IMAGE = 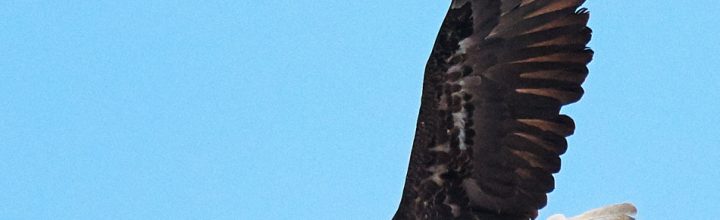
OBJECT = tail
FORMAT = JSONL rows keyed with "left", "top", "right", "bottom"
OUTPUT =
{"left": 547, "top": 203, "right": 637, "bottom": 220}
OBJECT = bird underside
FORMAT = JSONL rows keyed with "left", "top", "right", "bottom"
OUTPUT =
{"left": 392, "top": 0, "right": 612, "bottom": 219}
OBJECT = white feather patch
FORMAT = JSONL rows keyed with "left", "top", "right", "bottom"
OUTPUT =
{"left": 547, "top": 203, "right": 637, "bottom": 220}
{"left": 452, "top": 109, "right": 467, "bottom": 150}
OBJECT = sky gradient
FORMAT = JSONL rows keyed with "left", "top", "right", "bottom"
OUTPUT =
{"left": 2, "top": 1, "right": 719, "bottom": 219}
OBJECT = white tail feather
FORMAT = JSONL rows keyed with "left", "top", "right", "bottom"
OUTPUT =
{"left": 547, "top": 203, "right": 637, "bottom": 220}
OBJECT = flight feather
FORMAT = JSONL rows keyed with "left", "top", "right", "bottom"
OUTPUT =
{"left": 394, "top": 0, "right": 593, "bottom": 219}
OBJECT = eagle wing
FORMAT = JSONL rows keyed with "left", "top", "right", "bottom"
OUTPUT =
{"left": 394, "top": 0, "right": 592, "bottom": 219}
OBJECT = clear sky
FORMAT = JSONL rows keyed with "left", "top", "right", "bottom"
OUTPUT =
{"left": 2, "top": 1, "right": 718, "bottom": 219}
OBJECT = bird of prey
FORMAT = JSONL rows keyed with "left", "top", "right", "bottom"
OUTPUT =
{"left": 393, "top": 0, "right": 635, "bottom": 219}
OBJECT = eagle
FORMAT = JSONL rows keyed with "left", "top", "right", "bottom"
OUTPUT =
{"left": 392, "top": 0, "right": 636, "bottom": 219}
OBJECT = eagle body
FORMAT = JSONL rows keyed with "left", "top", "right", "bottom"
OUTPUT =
{"left": 392, "top": 1, "right": 635, "bottom": 219}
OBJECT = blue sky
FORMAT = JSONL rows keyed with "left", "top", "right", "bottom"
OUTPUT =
{"left": 1, "top": 1, "right": 718, "bottom": 219}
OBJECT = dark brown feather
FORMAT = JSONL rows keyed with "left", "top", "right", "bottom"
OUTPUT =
{"left": 394, "top": 0, "right": 592, "bottom": 219}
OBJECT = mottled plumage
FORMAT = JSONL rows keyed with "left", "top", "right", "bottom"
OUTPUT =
{"left": 393, "top": 0, "right": 606, "bottom": 219}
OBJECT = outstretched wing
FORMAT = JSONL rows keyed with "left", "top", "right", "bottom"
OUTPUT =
{"left": 394, "top": 0, "right": 592, "bottom": 219}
